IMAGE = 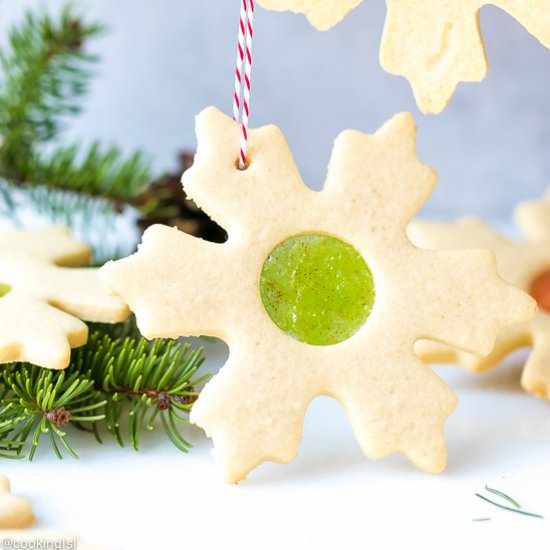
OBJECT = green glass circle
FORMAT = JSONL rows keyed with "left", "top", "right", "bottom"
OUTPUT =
{"left": 0, "top": 283, "right": 11, "bottom": 298}
{"left": 260, "top": 234, "right": 375, "bottom": 346}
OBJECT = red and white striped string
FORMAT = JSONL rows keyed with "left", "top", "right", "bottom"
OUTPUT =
{"left": 232, "top": 0, "right": 255, "bottom": 169}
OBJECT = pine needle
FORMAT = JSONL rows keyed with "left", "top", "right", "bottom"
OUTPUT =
{"left": 475, "top": 493, "right": 544, "bottom": 519}
{"left": 484, "top": 485, "right": 522, "bottom": 509}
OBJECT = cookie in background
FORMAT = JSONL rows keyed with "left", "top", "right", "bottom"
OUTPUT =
{"left": 409, "top": 190, "right": 550, "bottom": 398}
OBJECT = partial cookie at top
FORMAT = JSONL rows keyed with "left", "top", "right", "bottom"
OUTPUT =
{"left": 257, "top": 0, "right": 550, "bottom": 113}
{"left": 381, "top": 0, "right": 550, "bottom": 113}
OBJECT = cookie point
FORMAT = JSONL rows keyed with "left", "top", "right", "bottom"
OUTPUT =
{"left": 111, "top": 302, "right": 131, "bottom": 323}
{"left": 305, "top": 11, "right": 344, "bottom": 31}
{"left": 410, "top": 439, "right": 448, "bottom": 474}
{"left": 378, "top": 111, "right": 417, "bottom": 141}
{"left": 197, "top": 105, "right": 223, "bottom": 121}
{"left": 52, "top": 345, "right": 76, "bottom": 371}
{"left": 394, "top": 111, "right": 416, "bottom": 125}
{"left": 196, "top": 106, "right": 235, "bottom": 132}
{"left": 522, "top": 375, "right": 550, "bottom": 400}
{"left": 132, "top": 313, "right": 160, "bottom": 341}
{"left": 417, "top": 97, "right": 446, "bottom": 116}
{"left": 426, "top": 456, "right": 448, "bottom": 475}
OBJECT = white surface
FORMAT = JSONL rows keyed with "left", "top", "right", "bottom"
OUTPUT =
{"left": 5, "top": 341, "right": 550, "bottom": 550}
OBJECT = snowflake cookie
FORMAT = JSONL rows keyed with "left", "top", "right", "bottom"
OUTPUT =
{"left": 0, "top": 227, "right": 129, "bottom": 370}
{"left": 410, "top": 198, "right": 550, "bottom": 398}
{"left": 257, "top": 0, "right": 550, "bottom": 114}
{"left": 100, "top": 107, "right": 535, "bottom": 482}
{"left": 0, "top": 475, "right": 34, "bottom": 529}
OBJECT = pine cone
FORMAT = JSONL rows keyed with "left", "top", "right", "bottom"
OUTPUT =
{"left": 135, "top": 152, "right": 227, "bottom": 243}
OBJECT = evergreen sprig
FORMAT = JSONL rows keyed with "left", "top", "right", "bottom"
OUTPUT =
{"left": 0, "top": 366, "right": 104, "bottom": 460}
{"left": 0, "top": 321, "right": 209, "bottom": 460}
{"left": 0, "top": 6, "right": 151, "bottom": 202}
{"left": 37, "top": 142, "right": 151, "bottom": 200}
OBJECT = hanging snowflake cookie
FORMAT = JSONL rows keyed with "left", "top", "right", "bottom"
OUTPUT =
{"left": 257, "top": 0, "right": 550, "bottom": 114}
{"left": 0, "top": 475, "right": 34, "bottom": 529}
{"left": 0, "top": 227, "right": 129, "bottom": 370}
{"left": 381, "top": 0, "right": 550, "bottom": 113}
{"left": 100, "top": 107, "right": 534, "bottom": 482}
{"left": 410, "top": 198, "right": 550, "bottom": 398}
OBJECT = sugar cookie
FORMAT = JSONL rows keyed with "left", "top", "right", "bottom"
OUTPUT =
{"left": 381, "top": 0, "right": 550, "bottom": 113}
{"left": 0, "top": 227, "right": 129, "bottom": 370}
{"left": 101, "top": 107, "right": 535, "bottom": 482}
{"left": 0, "top": 475, "right": 34, "bottom": 529}
{"left": 257, "top": 0, "right": 550, "bottom": 113}
{"left": 410, "top": 202, "right": 550, "bottom": 398}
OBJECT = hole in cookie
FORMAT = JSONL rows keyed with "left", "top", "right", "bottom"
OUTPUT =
{"left": 0, "top": 283, "right": 11, "bottom": 298}
{"left": 234, "top": 158, "right": 249, "bottom": 171}
{"left": 530, "top": 269, "right": 550, "bottom": 313}
{"left": 260, "top": 234, "right": 375, "bottom": 346}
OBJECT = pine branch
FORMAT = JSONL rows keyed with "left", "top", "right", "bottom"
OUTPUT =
{"left": 0, "top": 365, "right": 104, "bottom": 460}
{"left": 0, "top": 6, "right": 101, "bottom": 179}
{"left": 78, "top": 328, "right": 207, "bottom": 452}
{"left": 36, "top": 142, "right": 151, "bottom": 200}
{"left": 0, "top": 5, "right": 151, "bottom": 202}
{"left": 0, "top": 320, "right": 208, "bottom": 460}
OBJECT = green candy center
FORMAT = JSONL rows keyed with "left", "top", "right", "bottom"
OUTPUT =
{"left": 260, "top": 234, "right": 375, "bottom": 346}
{"left": 0, "top": 283, "right": 11, "bottom": 298}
